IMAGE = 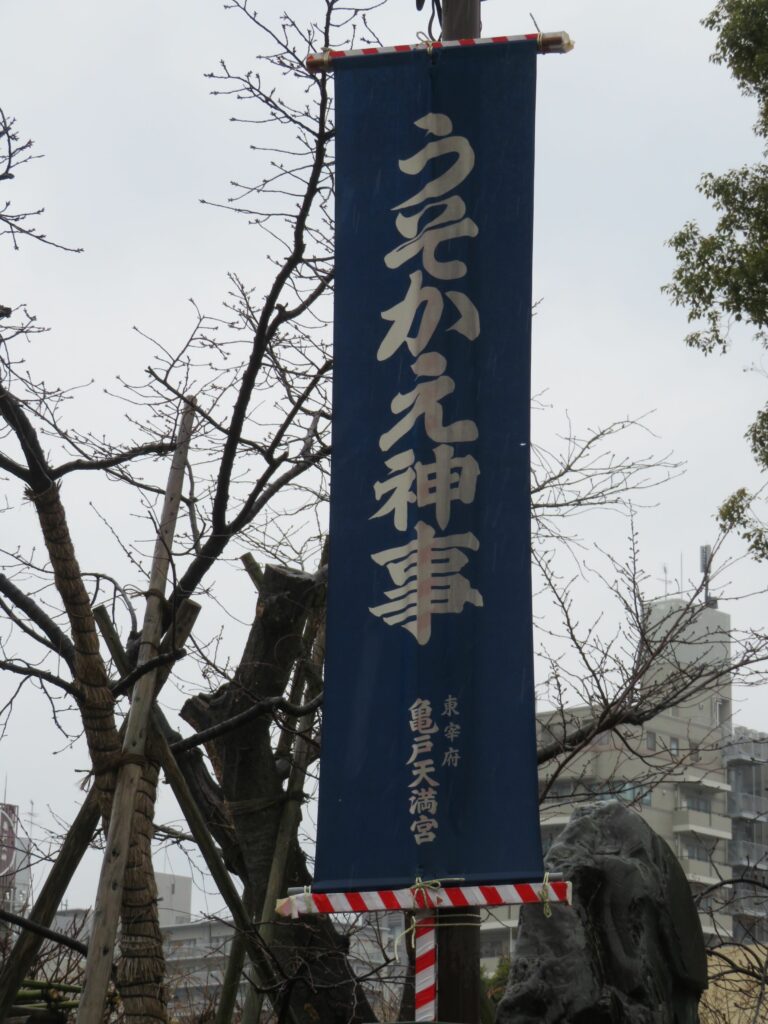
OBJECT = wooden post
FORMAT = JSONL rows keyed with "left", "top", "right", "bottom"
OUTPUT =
{"left": 241, "top": 645, "right": 322, "bottom": 1024}
{"left": 441, "top": 0, "right": 480, "bottom": 40}
{"left": 434, "top": 3, "right": 483, "bottom": 1020}
{"left": 78, "top": 398, "right": 196, "bottom": 1023}
{"left": 97, "top": 573, "right": 289, "bottom": 1022}
{"left": 151, "top": 722, "right": 284, "bottom": 1010}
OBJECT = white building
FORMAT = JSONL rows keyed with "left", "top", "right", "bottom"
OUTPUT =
{"left": 160, "top": 901, "right": 405, "bottom": 1020}
{"left": 480, "top": 597, "right": 749, "bottom": 967}
{"left": 0, "top": 805, "right": 32, "bottom": 919}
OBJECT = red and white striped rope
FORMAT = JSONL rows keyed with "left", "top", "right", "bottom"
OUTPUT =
{"left": 276, "top": 879, "right": 571, "bottom": 917}
{"left": 414, "top": 910, "right": 437, "bottom": 1023}
{"left": 306, "top": 31, "right": 574, "bottom": 71}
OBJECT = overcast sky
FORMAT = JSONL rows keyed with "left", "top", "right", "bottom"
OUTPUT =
{"left": 2, "top": 0, "right": 768, "bottom": 914}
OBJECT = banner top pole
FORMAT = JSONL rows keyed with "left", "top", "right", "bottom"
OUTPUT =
{"left": 306, "top": 31, "right": 574, "bottom": 72}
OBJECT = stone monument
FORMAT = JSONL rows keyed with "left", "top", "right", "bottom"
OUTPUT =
{"left": 498, "top": 801, "right": 708, "bottom": 1024}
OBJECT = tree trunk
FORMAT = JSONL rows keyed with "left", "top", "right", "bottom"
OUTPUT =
{"left": 181, "top": 565, "right": 377, "bottom": 1024}
{"left": 29, "top": 482, "right": 167, "bottom": 1022}
{"left": 30, "top": 483, "right": 120, "bottom": 812}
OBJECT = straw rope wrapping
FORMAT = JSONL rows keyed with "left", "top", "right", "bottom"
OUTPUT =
{"left": 116, "top": 748, "right": 167, "bottom": 1022}
{"left": 29, "top": 482, "right": 168, "bottom": 1021}
{"left": 29, "top": 482, "right": 121, "bottom": 811}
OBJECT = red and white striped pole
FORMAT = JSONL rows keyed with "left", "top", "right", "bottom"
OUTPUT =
{"left": 305, "top": 33, "right": 574, "bottom": 72}
{"left": 276, "top": 881, "right": 571, "bottom": 1021}
{"left": 414, "top": 911, "right": 438, "bottom": 1022}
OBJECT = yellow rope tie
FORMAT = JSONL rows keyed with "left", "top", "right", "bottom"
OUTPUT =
{"left": 393, "top": 914, "right": 417, "bottom": 960}
{"left": 394, "top": 875, "right": 459, "bottom": 956}
{"left": 416, "top": 30, "right": 435, "bottom": 55}
{"left": 539, "top": 871, "right": 552, "bottom": 918}
{"left": 410, "top": 875, "right": 442, "bottom": 910}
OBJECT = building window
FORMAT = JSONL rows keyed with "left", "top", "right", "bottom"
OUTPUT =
{"left": 480, "top": 934, "right": 508, "bottom": 959}
{"left": 646, "top": 730, "right": 657, "bottom": 752}
{"left": 697, "top": 892, "right": 715, "bottom": 913}
{"left": 715, "top": 699, "right": 730, "bottom": 728}
{"left": 681, "top": 838, "right": 713, "bottom": 863}
{"left": 683, "top": 791, "right": 711, "bottom": 814}
{"left": 620, "top": 783, "right": 652, "bottom": 807}
{"left": 670, "top": 736, "right": 680, "bottom": 756}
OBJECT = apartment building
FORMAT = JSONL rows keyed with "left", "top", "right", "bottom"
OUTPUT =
{"left": 0, "top": 804, "right": 32, "bottom": 921}
{"left": 726, "top": 728, "right": 768, "bottom": 944}
{"left": 156, "top": 874, "right": 405, "bottom": 1019}
{"left": 481, "top": 597, "right": 742, "bottom": 964}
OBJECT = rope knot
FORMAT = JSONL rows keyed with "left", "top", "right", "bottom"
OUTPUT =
{"left": 539, "top": 871, "right": 553, "bottom": 918}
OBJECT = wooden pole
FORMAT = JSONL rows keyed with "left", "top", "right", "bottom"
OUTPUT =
{"left": 78, "top": 398, "right": 196, "bottom": 1024}
{"left": 441, "top": 0, "right": 480, "bottom": 40}
{"left": 241, "top": 657, "right": 321, "bottom": 1023}
{"left": 434, "top": 4, "right": 483, "bottom": 1021}
{"left": 97, "top": 598, "right": 289, "bottom": 1024}
{"left": 151, "top": 722, "right": 284, "bottom": 1010}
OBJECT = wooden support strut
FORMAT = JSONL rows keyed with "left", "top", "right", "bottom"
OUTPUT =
{"left": 0, "top": 789, "right": 101, "bottom": 1022}
{"left": 96, "top": 583, "right": 291, "bottom": 1023}
{"left": 77, "top": 398, "right": 196, "bottom": 1024}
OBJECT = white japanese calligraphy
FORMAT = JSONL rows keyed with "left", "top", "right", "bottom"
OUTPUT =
{"left": 394, "top": 113, "right": 476, "bottom": 210}
{"left": 378, "top": 352, "right": 479, "bottom": 453}
{"left": 372, "top": 444, "right": 480, "bottom": 531}
{"left": 411, "top": 814, "right": 439, "bottom": 845}
{"left": 384, "top": 199, "right": 479, "bottom": 280}
{"left": 373, "top": 111, "right": 483, "bottom": 658}
{"left": 377, "top": 271, "right": 479, "bottom": 363}
{"left": 370, "top": 521, "right": 483, "bottom": 645}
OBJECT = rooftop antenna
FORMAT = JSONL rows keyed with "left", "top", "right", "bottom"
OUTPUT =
{"left": 662, "top": 564, "right": 669, "bottom": 597}
{"left": 699, "top": 544, "right": 717, "bottom": 608}
{"left": 26, "top": 800, "right": 36, "bottom": 837}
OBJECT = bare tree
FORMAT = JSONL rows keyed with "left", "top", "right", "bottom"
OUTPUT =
{"left": 1, "top": 4, "right": 766, "bottom": 1024}
{"left": 0, "top": 106, "right": 81, "bottom": 255}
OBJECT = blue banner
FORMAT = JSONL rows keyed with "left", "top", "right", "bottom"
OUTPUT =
{"left": 315, "top": 40, "right": 541, "bottom": 892}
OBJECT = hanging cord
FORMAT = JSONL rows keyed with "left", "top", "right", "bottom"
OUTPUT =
{"left": 416, "top": 30, "right": 435, "bottom": 54}
{"left": 539, "top": 871, "right": 553, "bottom": 919}
{"left": 394, "top": 914, "right": 417, "bottom": 960}
{"left": 429, "top": 0, "right": 443, "bottom": 40}
{"left": 415, "top": 0, "right": 442, "bottom": 42}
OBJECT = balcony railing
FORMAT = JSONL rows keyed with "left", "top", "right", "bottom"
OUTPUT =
{"left": 728, "top": 791, "right": 768, "bottom": 821}
{"left": 676, "top": 855, "right": 723, "bottom": 884}
{"left": 724, "top": 742, "right": 768, "bottom": 765}
{"left": 673, "top": 808, "right": 732, "bottom": 838}
{"left": 729, "top": 892, "right": 768, "bottom": 918}
{"left": 730, "top": 839, "right": 768, "bottom": 869}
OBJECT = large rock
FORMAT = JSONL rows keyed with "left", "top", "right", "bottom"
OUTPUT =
{"left": 498, "top": 801, "right": 707, "bottom": 1024}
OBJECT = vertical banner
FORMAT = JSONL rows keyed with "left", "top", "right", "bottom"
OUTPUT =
{"left": 315, "top": 40, "right": 541, "bottom": 892}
